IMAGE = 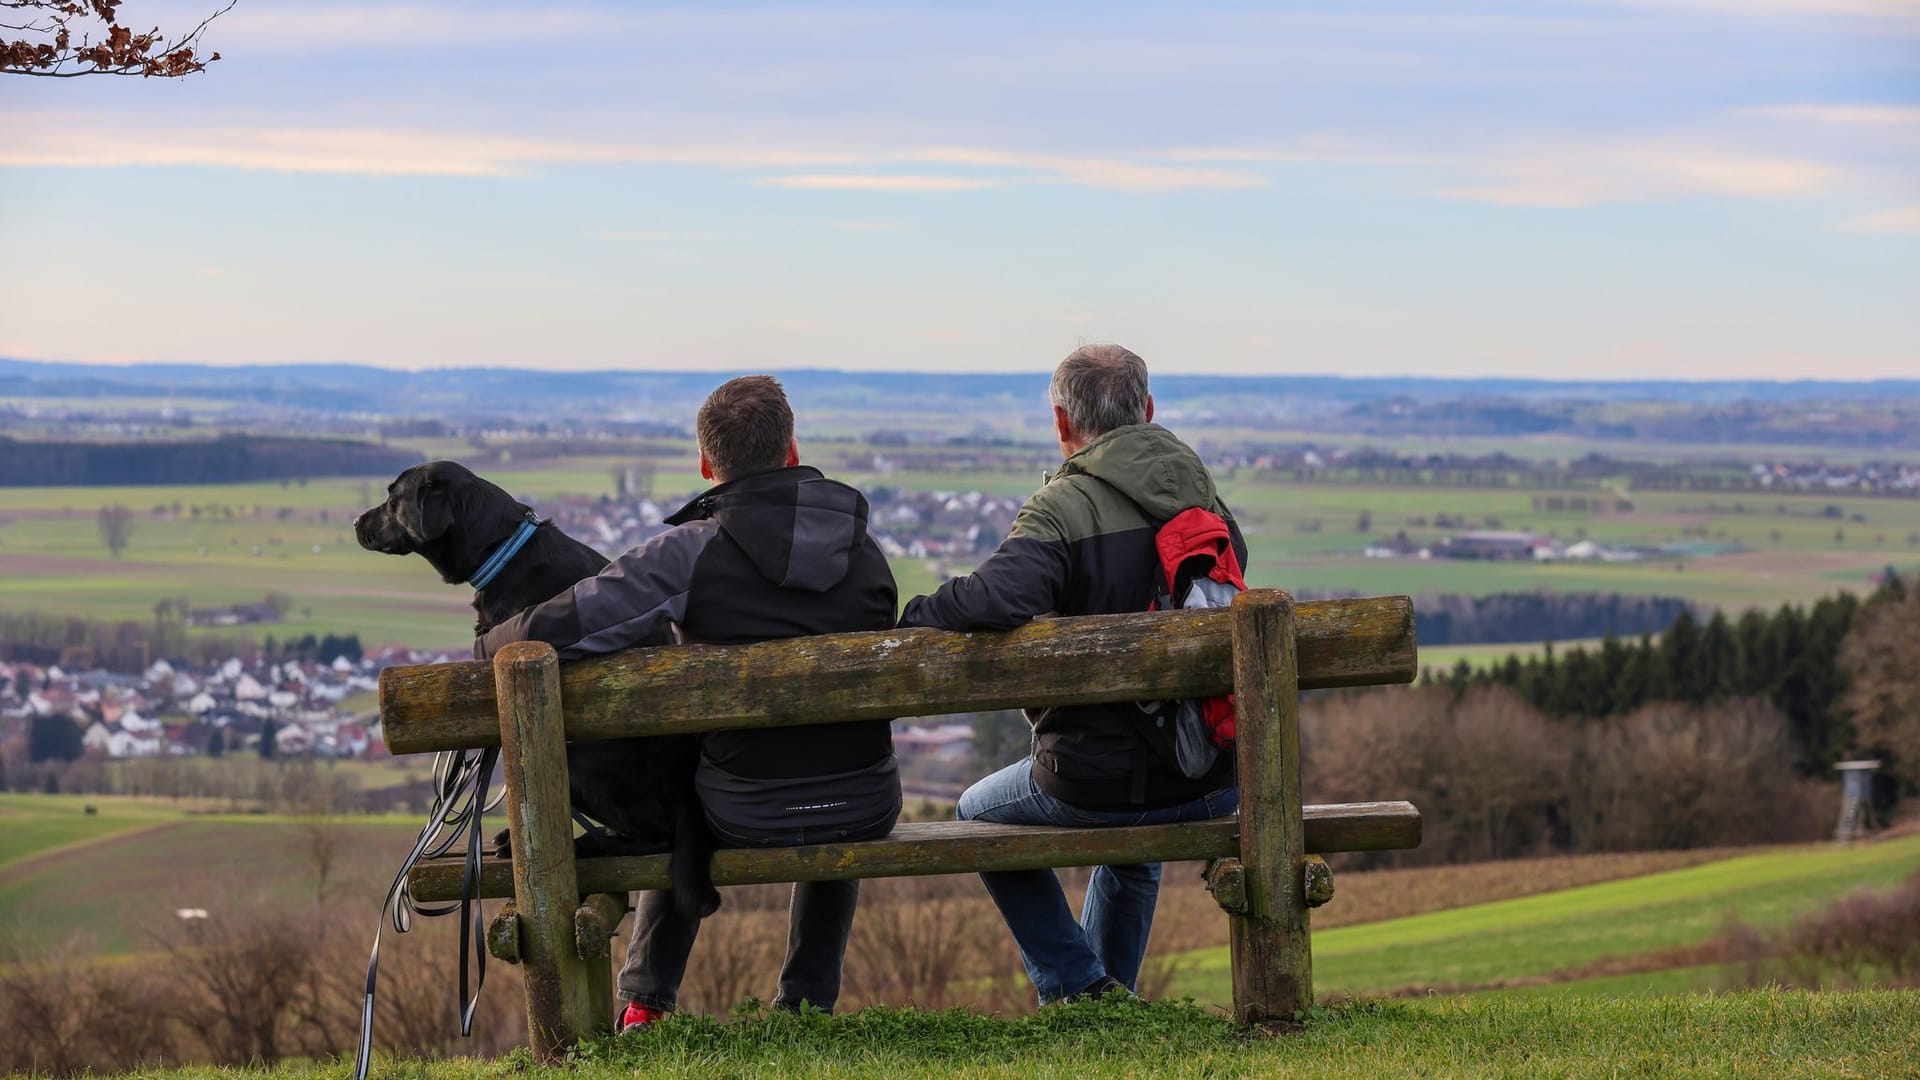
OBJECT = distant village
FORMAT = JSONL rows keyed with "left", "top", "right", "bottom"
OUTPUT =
{"left": 1363, "top": 531, "right": 1657, "bottom": 564}
{"left": 532, "top": 484, "right": 1024, "bottom": 564}
{"left": 0, "top": 646, "right": 461, "bottom": 763}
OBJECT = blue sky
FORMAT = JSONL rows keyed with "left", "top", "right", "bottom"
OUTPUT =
{"left": 0, "top": 0, "right": 1915, "bottom": 378}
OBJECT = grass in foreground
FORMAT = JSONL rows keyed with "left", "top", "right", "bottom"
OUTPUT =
{"left": 135, "top": 991, "right": 1920, "bottom": 1080}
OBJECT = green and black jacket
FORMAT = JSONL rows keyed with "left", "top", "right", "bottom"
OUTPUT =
{"left": 899, "top": 424, "right": 1246, "bottom": 809}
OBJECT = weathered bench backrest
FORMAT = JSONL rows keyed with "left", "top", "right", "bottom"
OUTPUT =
{"left": 379, "top": 594, "right": 1416, "bottom": 752}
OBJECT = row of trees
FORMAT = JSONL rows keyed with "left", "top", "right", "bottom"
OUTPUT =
{"left": 1, "top": 609, "right": 245, "bottom": 670}
{"left": 0, "top": 609, "right": 358, "bottom": 672}
{"left": 1442, "top": 572, "right": 1917, "bottom": 791}
{"left": 260, "top": 632, "right": 364, "bottom": 665}
{"left": 1404, "top": 591, "right": 1693, "bottom": 648}
{"left": 0, "top": 435, "right": 417, "bottom": 486}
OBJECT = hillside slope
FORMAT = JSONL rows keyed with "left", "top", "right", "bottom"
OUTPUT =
{"left": 1171, "top": 831, "right": 1920, "bottom": 1003}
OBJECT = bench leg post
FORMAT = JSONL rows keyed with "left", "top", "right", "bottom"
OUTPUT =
{"left": 493, "top": 641, "right": 606, "bottom": 1062}
{"left": 576, "top": 894, "right": 626, "bottom": 1028}
{"left": 1228, "top": 589, "right": 1310, "bottom": 1024}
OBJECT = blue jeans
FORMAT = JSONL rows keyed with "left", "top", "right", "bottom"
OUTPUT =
{"left": 956, "top": 760, "right": 1237, "bottom": 1004}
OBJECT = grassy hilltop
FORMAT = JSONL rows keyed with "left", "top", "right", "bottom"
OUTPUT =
{"left": 84, "top": 991, "right": 1920, "bottom": 1080}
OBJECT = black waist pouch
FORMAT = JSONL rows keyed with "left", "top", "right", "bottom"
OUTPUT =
{"left": 696, "top": 752, "right": 901, "bottom": 840}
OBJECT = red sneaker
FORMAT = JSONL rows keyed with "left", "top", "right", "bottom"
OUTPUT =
{"left": 617, "top": 1002, "right": 664, "bottom": 1032}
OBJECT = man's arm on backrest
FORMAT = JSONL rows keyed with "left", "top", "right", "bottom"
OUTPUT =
{"left": 897, "top": 503, "right": 1069, "bottom": 632}
{"left": 475, "top": 522, "right": 717, "bottom": 661}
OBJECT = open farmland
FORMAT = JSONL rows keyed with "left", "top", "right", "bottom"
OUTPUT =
{"left": 0, "top": 794, "right": 440, "bottom": 955}
{"left": 1, "top": 435, "right": 1915, "bottom": 650}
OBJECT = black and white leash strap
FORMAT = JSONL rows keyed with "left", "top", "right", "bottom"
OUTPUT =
{"left": 353, "top": 746, "right": 501, "bottom": 1080}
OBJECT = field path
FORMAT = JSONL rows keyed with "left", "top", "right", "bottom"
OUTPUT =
{"left": 0, "top": 819, "right": 181, "bottom": 876}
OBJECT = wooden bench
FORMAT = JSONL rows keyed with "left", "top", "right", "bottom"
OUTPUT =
{"left": 379, "top": 589, "right": 1420, "bottom": 1059}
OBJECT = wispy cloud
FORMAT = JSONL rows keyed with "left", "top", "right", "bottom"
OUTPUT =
{"left": 1838, "top": 205, "right": 1920, "bottom": 232}
{"left": 1599, "top": 0, "right": 1920, "bottom": 21}
{"left": 0, "top": 116, "right": 865, "bottom": 176}
{"left": 212, "top": 5, "right": 899, "bottom": 51}
{"left": 1436, "top": 142, "right": 1837, "bottom": 206}
{"left": 1747, "top": 104, "right": 1920, "bottom": 127}
{"left": 0, "top": 113, "right": 1258, "bottom": 192}
{"left": 754, "top": 174, "right": 998, "bottom": 192}
{"left": 592, "top": 230, "right": 717, "bottom": 241}
{"left": 904, "top": 149, "right": 1265, "bottom": 192}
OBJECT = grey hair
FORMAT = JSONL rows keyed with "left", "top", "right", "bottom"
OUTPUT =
{"left": 1049, "top": 344, "right": 1150, "bottom": 438}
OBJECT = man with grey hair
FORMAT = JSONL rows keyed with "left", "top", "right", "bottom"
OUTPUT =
{"left": 899, "top": 344, "right": 1245, "bottom": 1004}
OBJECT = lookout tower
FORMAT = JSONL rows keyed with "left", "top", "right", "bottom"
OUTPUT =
{"left": 1833, "top": 760, "right": 1881, "bottom": 842}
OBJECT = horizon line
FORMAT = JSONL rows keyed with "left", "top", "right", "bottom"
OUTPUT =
{"left": 4, "top": 355, "right": 1916, "bottom": 389}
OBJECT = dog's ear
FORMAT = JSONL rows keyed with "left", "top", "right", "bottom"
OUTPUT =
{"left": 401, "top": 462, "right": 461, "bottom": 545}
{"left": 415, "top": 479, "right": 455, "bottom": 543}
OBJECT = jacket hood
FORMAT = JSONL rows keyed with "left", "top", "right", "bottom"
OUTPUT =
{"left": 1055, "top": 423, "right": 1217, "bottom": 521}
{"left": 666, "top": 465, "right": 871, "bottom": 593}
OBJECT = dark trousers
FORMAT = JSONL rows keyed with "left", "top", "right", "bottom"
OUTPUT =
{"left": 616, "top": 798, "right": 900, "bottom": 1013}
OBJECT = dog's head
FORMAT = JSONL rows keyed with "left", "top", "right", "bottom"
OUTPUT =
{"left": 355, "top": 461, "right": 528, "bottom": 584}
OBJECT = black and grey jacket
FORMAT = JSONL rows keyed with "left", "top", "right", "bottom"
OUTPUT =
{"left": 899, "top": 424, "right": 1246, "bottom": 810}
{"left": 476, "top": 466, "right": 898, "bottom": 782}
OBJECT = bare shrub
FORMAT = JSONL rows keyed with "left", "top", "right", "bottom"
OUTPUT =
{"left": 843, "top": 876, "right": 1009, "bottom": 1010}
{"left": 1428, "top": 687, "right": 1570, "bottom": 861}
{"left": 294, "top": 813, "right": 349, "bottom": 904}
{"left": 1772, "top": 870, "right": 1920, "bottom": 988}
{"left": 360, "top": 914, "right": 526, "bottom": 1059}
{"left": 1568, "top": 697, "right": 1829, "bottom": 851}
{"left": 1305, "top": 685, "right": 1829, "bottom": 864}
{"left": 0, "top": 933, "right": 178, "bottom": 1076}
{"left": 157, "top": 908, "right": 334, "bottom": 1064}
{"left": 1305, "top": 685, "right": 1565, "bottom": 864}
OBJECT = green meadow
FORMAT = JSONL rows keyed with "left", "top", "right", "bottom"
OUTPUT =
{"left": 1168, "top": 831, "right": 1920, "bottom": 1004}
{"left": 0, "top": 794, "right": 435, "bottom": 955}
{"left": 2, "top": 440, "right": 1915, "bottom": 649}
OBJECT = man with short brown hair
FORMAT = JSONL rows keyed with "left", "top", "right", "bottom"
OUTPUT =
{"left": 480, "top": 374, "right": 900, "bottom": 1025}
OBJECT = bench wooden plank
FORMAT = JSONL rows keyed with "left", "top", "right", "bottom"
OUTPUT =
{"left": 380, "top": 595, "right": 1416, "bottom": 754}
{"left": 406, "top": 800, "right": 1421, "bottom": 903}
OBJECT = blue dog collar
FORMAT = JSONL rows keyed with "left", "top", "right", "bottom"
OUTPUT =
{"left": 468, "top": 513, "right": 540, "bottom": 590}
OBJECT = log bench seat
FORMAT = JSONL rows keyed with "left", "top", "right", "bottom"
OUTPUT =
{"left": 405, "top": 806, "right": 1422, "bottom": 902}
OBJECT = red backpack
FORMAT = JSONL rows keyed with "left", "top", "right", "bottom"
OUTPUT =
{"left": 1144, "top": 506, "right": 1247, "bottom": 778}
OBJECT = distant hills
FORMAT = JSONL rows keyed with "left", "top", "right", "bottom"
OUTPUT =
{"left": 3, "top": 356, "right": 1914, "bottom": 419}
{"left": 4, "top": 357, "right": 1916, "bottom": 450}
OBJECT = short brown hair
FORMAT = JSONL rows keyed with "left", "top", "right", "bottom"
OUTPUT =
{"left": 697, "top": 375, "right": 794, "bottom": 481}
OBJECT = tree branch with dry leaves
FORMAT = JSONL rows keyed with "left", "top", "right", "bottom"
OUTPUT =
{"left": 2, "top": 0, "right": 232, "bottom": 77}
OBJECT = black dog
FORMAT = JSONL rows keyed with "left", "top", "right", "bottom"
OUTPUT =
{"left": 357, "top": 460, "right": 719, "bottom": 919}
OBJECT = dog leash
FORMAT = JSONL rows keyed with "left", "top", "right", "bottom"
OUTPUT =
{"left": 354, "top": 745, "right": 502, "bottom": 1080}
